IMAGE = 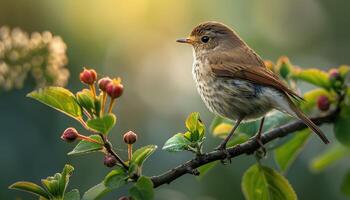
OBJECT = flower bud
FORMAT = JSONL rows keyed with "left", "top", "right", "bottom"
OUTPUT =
{"left": 61, "top": 127, "right": 79, "bottom": 142}
{"left": 80, "top": 68, "right": 97, "bottom": 85}
{"left": 103, "top": 154, "right": 117, "bottom": 167}
{"left": 123, "top": 131, "right": 138, "bottom": 144}
{"left": 329, "top": 69, "right": 341, "bottom": 81}
{"left": 98, "top": 77, "right": 112, "bottom": 92}
{"left": 106, "top": 79, "right": 123, "bottom": 99}
{"left": 118, "top": 196, "right": 130, "bottom": 200}
{"left": 317, "top": 95, "right": 330, "bottom": 111}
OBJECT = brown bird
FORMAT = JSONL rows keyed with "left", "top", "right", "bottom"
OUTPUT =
{"left": 177, "top": 21, "right": 329, "bottom": 155}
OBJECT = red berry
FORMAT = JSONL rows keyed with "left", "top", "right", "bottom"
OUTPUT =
{"left": 103, "top": 154, "right": 117, "bottom": 167}
{"left": 123, "top": 131, "right": 138, "bottom": 144}
{"left": 61, "top": 127, "right": 79, "bottom": 142}
{"left": 98, "top": 77, "right": 112, "bottom": 92}
{"left": 80, "top": 68, "right": 97, "bottom": 85}
{"left": 317, "top": 95, "right": 330, "bottom": 111}
{"left": 106, "top": 80, "right": 123, "bottom": 99}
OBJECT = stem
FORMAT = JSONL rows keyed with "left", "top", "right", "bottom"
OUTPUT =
{"left": 89, "top": 84, "right": 96, "bottom": 99}
{"left": 108, "top": 98, "right": 116, "bottom": 113}
{"left": 100, "top": 92, "right": 107, "bottom": 116}
{"left": 99, "top": 133, "right": 129, "bottom": 170}
{"left": 128, "top": 144, "right": 132, "bottom": 161}
{"left": 77, "top": 134, "right": 103, "bottom": 145}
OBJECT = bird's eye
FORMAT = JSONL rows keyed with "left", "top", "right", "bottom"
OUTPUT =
{"left": 201, "top": 36, "right": 210, "bottom": 43}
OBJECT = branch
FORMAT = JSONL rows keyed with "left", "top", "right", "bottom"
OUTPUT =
{"left": 150, "top": 109, "right": 339, "bottom": 188}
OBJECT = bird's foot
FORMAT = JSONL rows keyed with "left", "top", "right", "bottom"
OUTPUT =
{"left": 253, "top": 136, "right": 266, "bottom": 158}
{"left": 215, "top": 144, "right": 231, "bottom": 164}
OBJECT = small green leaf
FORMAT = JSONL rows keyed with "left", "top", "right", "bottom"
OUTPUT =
{"left": 341, "top": 169, "right": 350, "bottom": 198}
{"left": 59, "top": 164, "right": 74, "bottom": 196}
{"left": 129, "top": 176, "right": 154, "bottom": 200}
{"left": 27, "top": 87, "right": 82, "bottom": 119}
{"left": 185, "top": 112, "right": 200, "bottom": 132}
{"left": 76, "top": 89, "right": 95, "bottom": 112}
{"left": 293, "top": 68, "right": 331, "bottom": 89}
{"left": 104, "top": 168, "right": 128, "bottom": 189}
{"left": 334, "top": 106, "right": 350, "bottom": 147}
{"left": 82, "top": 183, "right": 111, "bottom": 200}
{"left": 184, "top": 112, "right": 205, "bottom": 141}
{"left": 68, "top": 135, "right": 103, "bottom": 156}
{"left": 9, "top": 181, "right": 49, "bottom": 199}
{"left": 197, "top": 161, "right": 219, "bottom": 179}
{"left": 131, "top": 145, "right": 157, "bottom": 168}
{"left": 86, "top": 114, "right": 116, "bottom": 135}
{"left": 162, "top": 133, "right": 191, "bottom": 152}
{"left": 274, "top": 129, "right": 311, "bottom": 172}
{"left": 242, "top": 164, "right": 297, "bottom": 200}
{"left": 64, "top": 189, "right": 80, "bottom": 200}
{"left": 310, "top": 144, "right": 349, "bottom": 172}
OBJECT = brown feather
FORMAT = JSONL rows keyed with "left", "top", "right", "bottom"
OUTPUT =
{"left": 209, "top": 48, "right": 303, "bottom": 101}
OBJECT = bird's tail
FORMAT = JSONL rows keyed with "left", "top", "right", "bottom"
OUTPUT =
{"left": 289, "top": 101, "right": 330, "bottom": 144}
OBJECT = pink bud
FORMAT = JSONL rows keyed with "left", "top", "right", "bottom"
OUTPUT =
{"left": 61, "top": 127, "right": 79, "bottom": 142}
{"left": 123, "top": 131, "right": 138, "bottom": 144}
{"left": 103, "top": 154, "right": 117, "bottom": 167}
{"left": 80, "top": 68, "right": 97, "bottom": 85}
{"left": 106, "top": 80, "right": 123, "bottom": 99}
{"left": 317, "top": 95, "right": 330, "bottom": 111}
{"left": 98, "top": 77, "right": 112, "bottom": 92}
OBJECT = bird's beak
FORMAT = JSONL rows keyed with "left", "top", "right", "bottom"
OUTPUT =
{"left": 176, "top": 38, "right": 193, "bottom": 44}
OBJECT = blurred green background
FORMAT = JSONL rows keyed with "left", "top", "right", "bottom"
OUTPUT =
{"left": 1, "top": 0, "right": 350, "bottom": 199}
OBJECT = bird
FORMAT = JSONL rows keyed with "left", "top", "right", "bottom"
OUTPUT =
{"left": 176, "top": 21, "right": 329, "bottom": 156}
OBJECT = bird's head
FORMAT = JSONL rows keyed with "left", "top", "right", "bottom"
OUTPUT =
{"left": 177, "top": 21, "right": 244, "bottom": 55}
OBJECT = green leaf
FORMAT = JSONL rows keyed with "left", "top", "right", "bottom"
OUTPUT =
{"left": 131, "top": 145, "right": 157, "bottom": 168}
{"left": 292, "top": 68, "right": 331, "bottom": 89}
{"left": 129, "top": 176, "right": 154, "bottom": 200}
{"left": 82, "top": 183, "right": 111, "bottom": 200}
{"left": 197, "top": 161, "right": 219, "bottom": 179}
{"left": 274, "top": 129, "right": 311, "bottom": 172}
{"left": 68, "top": 135, "right": 103, "bottom": 156}
{"left": 86, "top": 114, "right": 116, "bottom": 135}
{"left": 341, "top": 169, "right": 350, "bottom": 198}
{"left": 9, "top": 181, "right": 49, "bottom": 199}
{"left": 27, "top": 87, "right": 82, "bottom": 119}
{"left": 104, "top": 168, "right": 128, "bottom": 189}
{"left": 184, "top": 112, "right": 205, "bottom": 141}
{"left": 242, "top": 164, "right": 297, "bottom": 200}
{"left": 334, "top": 105, "right": 350, "bottom": 147}
{"left": 310, "top": 144, "right": 349, "bottom": 172}
{"left": 185, "top": 112, "right": 200, "bottom": 132}
{"left": 59, "top": 164, "right": 74, "bottom": 196}
{"left": 64, "top": 189, "right": 80, "bottom": 200}
{"left": 76, "top": 89, "right": 95, "bottom": 112}
{"left": 162, "top": 133, "right": 191, "bottom": 152}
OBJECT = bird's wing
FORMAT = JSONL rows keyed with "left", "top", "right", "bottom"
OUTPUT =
{"left": 209, "top": 49, "right": 303, "bottom": 101}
